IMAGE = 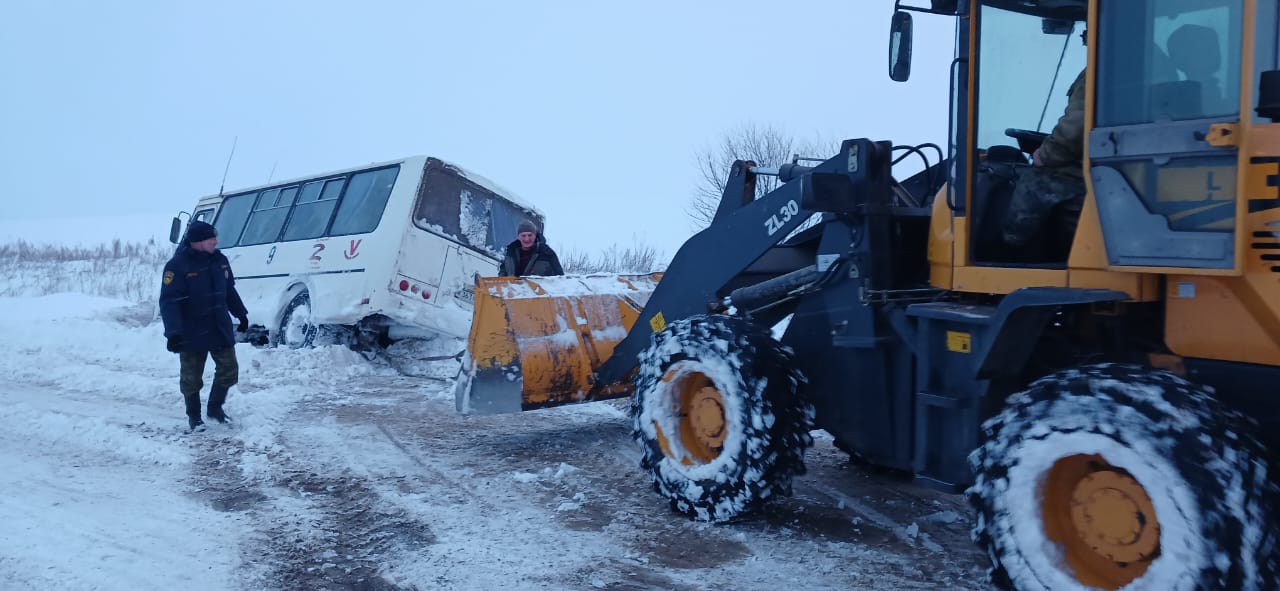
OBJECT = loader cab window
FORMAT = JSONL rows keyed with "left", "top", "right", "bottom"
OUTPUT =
{"left": 975, "top": 8, "right": 1087, "bottom": 153}
{"left": 969, "top": 4, "right": 1087, "bottom": 264}
{"left": 1097, "top": 0, "right": 1242, "bottom": 126}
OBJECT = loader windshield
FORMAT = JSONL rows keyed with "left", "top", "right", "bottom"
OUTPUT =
{"left": 975, "top": 6, "right": 1087, "bottom": 151}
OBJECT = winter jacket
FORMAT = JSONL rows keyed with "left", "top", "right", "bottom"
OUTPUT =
{"left": 1036, "top": 69, "right": 1086, "bottom": 176}
{"left": 159, "top": 245, "right": 248, "bottom": 353}
{"left": 499, "top": 237, "right": 564, "bottom": 277}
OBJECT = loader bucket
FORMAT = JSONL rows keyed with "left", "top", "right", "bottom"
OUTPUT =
{"left": 455, "top": 273, "right": 662, "bottom": 414}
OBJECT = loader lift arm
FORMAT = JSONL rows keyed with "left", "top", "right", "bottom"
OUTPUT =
{"left": 591, "top": 139, "right": 889, "bottom": 393}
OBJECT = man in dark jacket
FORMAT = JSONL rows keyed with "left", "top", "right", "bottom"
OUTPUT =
{"left": 500, "top": 219, "right": 564, "bottom": 277}
{"left": 159, "top": 221, "right": 249, "bottom": 432}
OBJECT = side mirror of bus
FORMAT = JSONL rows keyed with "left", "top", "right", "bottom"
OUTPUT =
{"left": 169, "top": 217, "right": 182, "bottom": 244}
{"left": 889, "top": 11, "right": 913, "bottom": 82}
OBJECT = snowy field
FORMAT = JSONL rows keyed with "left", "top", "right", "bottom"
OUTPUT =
{"left": 0, "top": 227, "right": 990, "bottom": 590}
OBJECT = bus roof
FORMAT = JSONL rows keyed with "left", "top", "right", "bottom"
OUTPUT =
{"left": 194, "top": 155, "right": 545, "bottom": 217}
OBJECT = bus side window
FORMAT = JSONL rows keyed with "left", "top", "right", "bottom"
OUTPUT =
{"left": 284, "top": 178, "right": 344, "bottom": 241}
{"left": 331, "top": 168, "right": 399, "bottom": 236}
{"left": 213, "top": 192, "right": 256, "bottom": 247}
{"left": 240, "top": 186, "right": 299, "bottom": 245}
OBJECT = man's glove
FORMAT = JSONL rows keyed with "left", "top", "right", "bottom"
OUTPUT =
{"left": 236, "top": 314, "right": 249, "bottom": 333}
{"left": 166, "top": 335, "right": 183, "bottom": 353}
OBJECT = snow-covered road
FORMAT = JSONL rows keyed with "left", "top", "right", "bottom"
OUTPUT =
{"left": 0, "top": 294, "right": 989, "bottom": 590}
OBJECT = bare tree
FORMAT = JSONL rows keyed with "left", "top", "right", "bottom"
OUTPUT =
{"left": 561, "top": 240, "right": 665, "bottom": 274}
{"left": 689, "top": 122, "right": 838, "bottom": 228}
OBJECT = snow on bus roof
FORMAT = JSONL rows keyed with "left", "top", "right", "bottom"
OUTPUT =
{"left": 194, "top": 155, "right": 544, "bottom": 217}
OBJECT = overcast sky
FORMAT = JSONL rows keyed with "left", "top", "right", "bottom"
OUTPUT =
{"left": 1, "top": 1, "right": 954, "bottom": 257}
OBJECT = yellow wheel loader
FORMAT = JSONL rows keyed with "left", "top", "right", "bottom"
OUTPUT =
{"left": 457, "top": 1, "right": 1280, "bottom": 589}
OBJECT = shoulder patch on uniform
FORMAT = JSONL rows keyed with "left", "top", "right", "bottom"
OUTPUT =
{"left": 163, "top": 270, "right": 174, "bottom": 285}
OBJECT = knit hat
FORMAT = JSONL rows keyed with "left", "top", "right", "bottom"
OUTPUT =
{"left": 517, "top": 220, "right": 538, "bottom": 235}
{"left": 186, "top": 221, "right": 217, "bottom": 243}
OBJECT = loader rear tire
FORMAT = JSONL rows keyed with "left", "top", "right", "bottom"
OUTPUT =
{"left": 967, "top": 364, "right": 1279, "bottom": 591}
{"left": 631, "top": 314, "right": 814, "bottom": 522}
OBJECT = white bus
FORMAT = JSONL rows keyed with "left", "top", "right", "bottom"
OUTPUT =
{"left": 174, "top": 155, "right": 544, "bottom": 349}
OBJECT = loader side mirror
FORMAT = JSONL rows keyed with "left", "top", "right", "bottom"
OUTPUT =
{"left": 889, "top": 11, "right": 913, "bottom": 82}
{"left": 169, "top": 217, "right": 182, "bottom": 244}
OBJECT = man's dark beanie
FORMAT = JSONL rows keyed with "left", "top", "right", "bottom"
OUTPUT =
{"left": 187, "top": 221, "right": 217, "bottom": 243}
{"left": 517, "top": 220, "right": 538, "bottom": 234}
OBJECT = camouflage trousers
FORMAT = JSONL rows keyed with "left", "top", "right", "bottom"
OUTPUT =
{"left": 179, "top": 347, "right": 239, "bottom": 400}
{"left": 1001, "top": 166, "right": 1086, "bottom": 254}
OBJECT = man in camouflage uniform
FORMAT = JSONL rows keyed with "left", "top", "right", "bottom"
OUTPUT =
{"left": 159, "top": 221, "right": 249, "bottom": 432}
{"left": 1001, "top": 67, "right": 1087, "bottom": 261}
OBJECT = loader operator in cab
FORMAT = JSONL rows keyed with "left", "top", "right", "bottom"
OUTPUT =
{"left": 999, "top": 29, "right": 1088, "bottom": 262}
{"left": 500, "top": 219, "right": 564, "bottom": 277}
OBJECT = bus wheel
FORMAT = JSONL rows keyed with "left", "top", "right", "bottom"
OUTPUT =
{"left": 631, "top": 314, "right": 813, "bottom": 522}
{"left": 968, "top": 364, "right": 1279, "bottom": 591}
{"left": 277, "top": 291, "right": 317, "bottom": 349}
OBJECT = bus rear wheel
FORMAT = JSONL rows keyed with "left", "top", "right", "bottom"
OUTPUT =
{"left": 277, "top": 291, "right": 317, "bottom": 349}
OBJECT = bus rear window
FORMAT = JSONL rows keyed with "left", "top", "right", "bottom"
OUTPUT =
{"left": 488, "top": 197, "right": 531, "bottom": 250}
{"left": 416, "top": 165, "right": 537, "bottom": 257}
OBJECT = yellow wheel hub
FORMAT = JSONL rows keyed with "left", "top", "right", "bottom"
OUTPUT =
{"left": 1042, "top": 454, "right": 1160, "bottom": 589}
{"left": 653, "top": 366, "right": 727, "bottom": 466}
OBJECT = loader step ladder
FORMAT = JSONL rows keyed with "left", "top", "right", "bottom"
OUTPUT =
{"left": 906, "top": 302, "right": 997, "bottom": 491}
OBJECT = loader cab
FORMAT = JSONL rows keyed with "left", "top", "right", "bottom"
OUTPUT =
{"left": 964, "top": 0, "right": 1248, "bottom": 271}
{"left": 901, "top": 0, "right": 1259, "bottom": 296}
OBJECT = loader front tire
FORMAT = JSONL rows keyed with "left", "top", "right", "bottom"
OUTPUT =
{"left": 968, "top": 364, "right": 1279, "bottom": 591}
{"left": 631, "top": 314, "right": 813, "bottom": 522}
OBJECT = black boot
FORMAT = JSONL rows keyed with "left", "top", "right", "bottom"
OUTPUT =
{"left": 185, "top": 394, "right": 206, "bottom": 432}
{"left": 207, "top": 386, "right": 232, "bottom": 424}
